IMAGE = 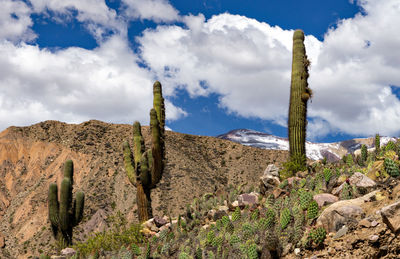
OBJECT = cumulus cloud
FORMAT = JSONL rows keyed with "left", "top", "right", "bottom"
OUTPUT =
{"left": 0, "top": 35, "right": 186, "bottom": 130}
{"left": 28, "top": 0, "right": 125, "bottom": 40}
{"left": 309, "top": 0, "right": 400, "bottom": 137}
{"left": 122, "top": 0, "right": 179, "bottom": 23}
{"left": 0, "top": 0, "right": 35, "bottom": 42}
{"left": 138, "top": 13, "right": 321, "bottom": 125}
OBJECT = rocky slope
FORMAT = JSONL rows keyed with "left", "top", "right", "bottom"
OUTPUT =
{"left": 218, "top": 129, "right": 396, "bottom": 161}
{"left": 0, "top": 120, "right": 288, "bottom": 258}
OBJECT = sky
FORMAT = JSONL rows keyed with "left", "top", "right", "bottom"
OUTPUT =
{"left": 0, "top": 0, "right": 400, "bottom": 143}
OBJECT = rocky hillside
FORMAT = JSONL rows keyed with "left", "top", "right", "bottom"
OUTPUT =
{"left": 0, "top": 120, "right": 288, "bottom": 258}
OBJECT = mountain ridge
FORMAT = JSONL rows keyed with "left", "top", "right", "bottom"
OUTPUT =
{"left": 217, "top": 128, "right": 397, "bottom": 161}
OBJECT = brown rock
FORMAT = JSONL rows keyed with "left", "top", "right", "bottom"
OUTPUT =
{"left": 153, "top": 216, "right": 168, "bottom": 228}
{"left": 313, "top": 193, "right": 339, "bottom": 208}
{"left": 273, "top": 188, "right": 285, "bottom": 199}
{"left": 238, "top": 193, "right": 259, "bottom": 207}
{"left": 359, "top": 218, "right": 371, "bottom": 228}
{"left": 381, "top": 200, "right": 400, "bottom": 233}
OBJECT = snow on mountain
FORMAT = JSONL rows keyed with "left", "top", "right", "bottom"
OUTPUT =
{"left": 217, "top": 129, "right": 397, "bottom": 161}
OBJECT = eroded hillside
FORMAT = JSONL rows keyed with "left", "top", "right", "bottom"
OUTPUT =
{"left": 0, "top": 120, "right": 288, "bottom": 258}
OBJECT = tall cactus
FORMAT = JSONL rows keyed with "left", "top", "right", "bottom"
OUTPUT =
{"left": 288, "top": 30, "right": 311, "bottom": 168}
{"left": 375, "top": 133, "right": 380, "bottom": 156}
{"left": 123, "top": 81, "right": 165, "bottom": 222}
{"left": 48, "top": 160, "right": 84, "bottom": 247}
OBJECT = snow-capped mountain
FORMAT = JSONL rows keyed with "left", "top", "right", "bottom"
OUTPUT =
{"left": 217, "top": 129, "right": 396, "bottom": 161}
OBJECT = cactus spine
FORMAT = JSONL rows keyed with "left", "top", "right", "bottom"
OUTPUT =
{"left": 288, "top": 29, "right": 311, "bottom": 169}
{"left": 123, "top": 81, "right": 165, "bottom": 222}
{"left": 48, "top": 160, "right": 84, "bottom": 247}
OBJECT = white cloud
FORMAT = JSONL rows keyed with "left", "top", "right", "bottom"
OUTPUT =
{"left": 0, "top": 0, "right": 35, "bottom": 42}
{"left": 122, "top": 0, "right": 179, "bottom": 23}
{"left": 0, "top": 36, "right": 186, "bottom": 131}
{"left": 28, "top": 0, "right": 125, "bottom": 40}
{"left": 138, "top": 13, "right": 321, "bottom": 125}
{"left": 309, "top": 0, "right": 400, "bottom": 137}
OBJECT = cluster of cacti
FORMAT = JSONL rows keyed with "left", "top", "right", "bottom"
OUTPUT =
{"left": 287, "top": 29, "right": 311, "bottom": 171}
{"left": 123, "top": 81, "right": 165, "bottom": 221}
{"left": 48, "top": 160, "right": 84, "bottom": 248}
{"left": 384, "top": 158, "right": 399, "bottom": 177}
{"left": 299, "top": 190, "right": 313, "bottom": 210}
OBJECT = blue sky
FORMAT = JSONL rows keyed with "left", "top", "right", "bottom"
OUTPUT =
{"left": 1, "top": 0, "right": 400, "bottom": 143}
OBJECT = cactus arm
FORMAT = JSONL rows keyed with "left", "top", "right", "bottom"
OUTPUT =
{"left": 48, "top": 183, "right": 59, "bottom": 233}
{"left": 73, "top": 191, "right": 85, "bottom": 225}
{"left": 150, "top": 108, "right": 162, "bottom": 185}
{"left": 123, "top": 141, "right": 136, "bottom": 185}
{"left": 133, "top": 121, "right": 145, "bottom": 168}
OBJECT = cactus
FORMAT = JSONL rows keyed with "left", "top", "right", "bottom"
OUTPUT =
{"left": 340, "top": 182, "right": 352, "bottom": 200}
{"left": 280, "top": 208, "right": 291, "bottom": 229}
{"left": 299, "top": 190, "right": 313, "bottom": 210}
{"left": 384, "top": 158, "right": 399, "bottom": 177}
{"left": 230, "top": 234, "right": 241, "bottom": 246}
{"left": 288, "top": 29, "right": 311, "bottom": 170}
{"left": 48, "top": 160, "right": 84, "bottom": 247}
{"left": 375, "top": 133, "right": 381, "bottom": 155}
{"left": 310, "top": 227, "right": 326, "bottom": 246}
{"left": 195, "top": 247, "right": 202, "bottom": 259}
{"left": 385, "top": 141, "right": 397, "bottom": 152}
{"left": 346, "top": 154, "right": 354, "bottom": 166}
{"left": 123, "top": 81, "right": 166, "bottom": 222}
{"left": 361, "top": 144, "right": 368, "bottom": 165}
{"left": 232, "top": 207, "right": 241, "bottom": 222}
{"left": 247, "top": 242, "right": 258, "bottom": 259}
{"left": 323, "top": 168, "right": 332, "bottom": 184}
{"left": 307, "top": 200, "right": 318, "bottom": 219}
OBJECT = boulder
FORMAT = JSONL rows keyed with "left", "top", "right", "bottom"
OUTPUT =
{"left": 61, "top": 248, "right": 76, "bottom": 257}
{"left": 313, "top": 193, "right": 339, "bottom": 208}
{"left": 316, "top": 190, "right": 378, "bottom": 232}
{"left": 213, "top": 210, "right": 228, "bottom": 221}
{"left": 263, "top": 164, "right": 279, "bottom": 177}
{"left": 260, "top": 164, "right": 280, "bottom": 194}
{"left": 348, "top": 172, "right": 376, "bottom": 189}
{"left": 238, "top": 192, "right": 259, "bottom": 207}
{"left": 380, "top": 200, "right": 400, "bottom": 233}
{"left": 153, "top": 216, "right": 168, "bottom": 228}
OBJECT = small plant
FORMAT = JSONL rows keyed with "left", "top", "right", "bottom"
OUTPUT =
{"left": 384, "top": 158, "right": 399, "bottom": 177}
{"left": 310, "top": 227, "right": 326, "bottom": 246}
{"left": 361, "top": 144, "right": 368, "bottom": 165}
{"left": 340, "top": 182, "right": 352, "bottom": 200}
